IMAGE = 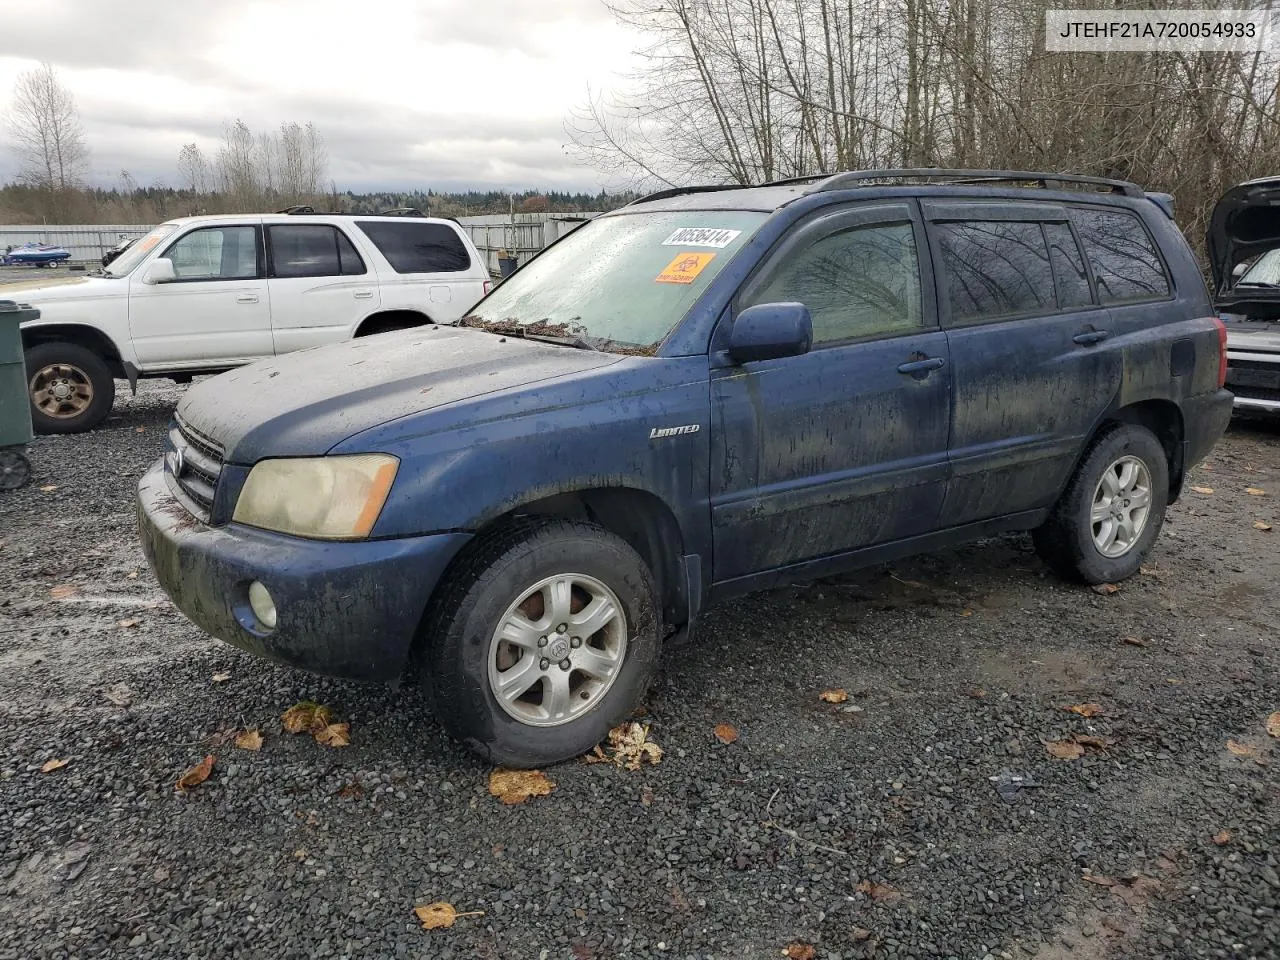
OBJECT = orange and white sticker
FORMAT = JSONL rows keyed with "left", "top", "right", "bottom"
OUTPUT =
{"left": 655, "top": 251, "right": 715, "bottom": 284}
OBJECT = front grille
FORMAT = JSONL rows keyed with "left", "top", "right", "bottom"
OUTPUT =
{"left": 166, "top": 415, "right": 225, "bottom": 521}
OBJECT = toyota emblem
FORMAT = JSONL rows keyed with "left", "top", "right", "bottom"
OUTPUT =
{"left": 168, "top": 447, "right": 186, "bottom": 478}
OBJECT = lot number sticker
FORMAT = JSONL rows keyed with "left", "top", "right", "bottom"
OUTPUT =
{"left": 655, "top": 252, "right": 716, "bottom": 284}
{"left": 662, "top": 227, "right": 742, "bottom": 248}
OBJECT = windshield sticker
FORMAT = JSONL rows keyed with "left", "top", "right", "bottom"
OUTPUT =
{"left": 656, "top": 252, "right": 716, "bottom": 284}
{"left": 138, "top": 236, "right": 163, "bottom": 253}
{"left": 662, "top": 227, "right": 742, "bottom": 249}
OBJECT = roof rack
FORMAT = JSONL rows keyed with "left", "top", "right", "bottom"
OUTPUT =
{"left": 804, "top": 168, "right": 1145, "bottom": 197}
{"left": 376, "top": 206, "right": 428, "bottom": 217}
{"left": 278, "top": 204, "right": 315, "bottom": 214}
{"left": 624, "top": 184, "right": 747, "bottom": 207}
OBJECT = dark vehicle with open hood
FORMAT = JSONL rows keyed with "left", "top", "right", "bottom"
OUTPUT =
{"left": 1209, "top": 176, "right": 1280, "bottom": 415}
{"left": 137, "top": 169, "right": 1234, "bottom": 768}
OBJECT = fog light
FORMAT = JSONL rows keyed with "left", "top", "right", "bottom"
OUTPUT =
{"left": 248, "top": 581, "right": 277, "bottom": 630}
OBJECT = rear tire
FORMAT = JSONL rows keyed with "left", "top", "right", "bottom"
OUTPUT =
{"left": 423, "top": 519, "right": 660, "bottom": 769}
{"left": 25, "top": 342, "right": 115, "bottom": 434}
{"left": 1033, "top": 423, "right": 1169, "bottom": 584}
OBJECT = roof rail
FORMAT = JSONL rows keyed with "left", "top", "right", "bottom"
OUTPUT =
{"left": 804, "top": 168, "right": 1145, "bottom": 198}
{"left": 625, "top": 184, "right": 747, "bottom": 207}
{"left": 757, "top": 173, "right": 834, "bottom": 187}
{"left": 377, "top": 206, "right": 428, "bottom": 217}
{"left": 278, "top": 204, "right": 315, "bottom": 214}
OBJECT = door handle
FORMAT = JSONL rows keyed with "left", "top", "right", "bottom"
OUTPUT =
{"left": 897, "top": 356, "right": 945, "bottom": 377}
{"left": 353, "top": 290, "right": 374, "bottom": 300}
{"left": 236, "top": 294, "right": 259, "bottom": 304}
{"left": 1073, "top": 330, "right": 1110, "bottom": 345}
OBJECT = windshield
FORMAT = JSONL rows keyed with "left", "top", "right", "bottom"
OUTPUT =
{"left": 103, "top": 222, "right": 180, "bottom": 277}
{"left": 462, "top": 210, "right": 768, "bottom": 351}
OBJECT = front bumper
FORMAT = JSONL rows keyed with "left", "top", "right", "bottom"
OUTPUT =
{"left": 136, "top": 460, "right": 470, "bottom": 682}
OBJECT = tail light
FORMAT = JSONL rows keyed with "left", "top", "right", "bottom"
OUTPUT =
{"left": 1213, "top": 315, "right": 1228, "bottom": 388}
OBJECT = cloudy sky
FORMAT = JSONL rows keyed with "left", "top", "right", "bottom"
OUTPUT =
{"left": 0, "top": 0, "right": 642, "bottom": 192}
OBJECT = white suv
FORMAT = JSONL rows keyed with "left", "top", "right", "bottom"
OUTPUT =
{"left": 11, "top": 211, "right": 492, "bottom": 433}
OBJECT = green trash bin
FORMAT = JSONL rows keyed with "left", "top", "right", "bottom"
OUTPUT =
{"left": 0, "top": 299, "right": 37, "bottom": 492}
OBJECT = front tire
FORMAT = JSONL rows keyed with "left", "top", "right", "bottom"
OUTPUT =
{"left": 1033, "top": 423, "right": 1169, "bottom": 584}
{"left": 25, "top": 342, "right": 115, "bottom": 434}
{"left": 424, "top": 519, "right": 660, "bottom": 768}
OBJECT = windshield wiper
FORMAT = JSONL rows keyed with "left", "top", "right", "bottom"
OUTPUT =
{"left": 520, "top": 333, "right": 600, "bottom": 351}
{"left": 1235, "top": 280, "right": 1280, "bottom": 288}
{"left": 453, "top": 317, "right": 600, "bottom": 351}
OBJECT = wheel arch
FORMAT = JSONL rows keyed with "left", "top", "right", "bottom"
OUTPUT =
{"left": 21, "top": 324, "right": 126, "bottom": 379}
{"left": 353, "top": 309, "right": 434, "bottom": 338}
{"left": 1097, "top": 398, "right": 1186, "bottom": 502}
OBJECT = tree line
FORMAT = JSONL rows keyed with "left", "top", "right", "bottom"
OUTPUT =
{"left": 570, "top": 0, "right": 1280, "bottom": 261}
{"left": 1, "top": 62, "right": 633, "bottom": 225}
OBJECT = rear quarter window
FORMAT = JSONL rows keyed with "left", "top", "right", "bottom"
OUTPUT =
{"left": 355, "top": 221, "right": 473, "bottom": 274}
{"left": 1071, "top": 208, "right": 1171, "bottom": 304}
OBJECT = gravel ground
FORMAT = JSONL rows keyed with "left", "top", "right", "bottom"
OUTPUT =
{"left": 1, "top": 381, "right": 1277, "bottom": 960}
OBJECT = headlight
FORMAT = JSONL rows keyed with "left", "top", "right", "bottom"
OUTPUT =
{"left": 232, "top": 454, "right": 399, "bottom": 540}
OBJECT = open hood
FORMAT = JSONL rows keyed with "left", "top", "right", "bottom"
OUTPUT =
{"left": 1207, "top": 176, "right": 1280, "bottom": 315}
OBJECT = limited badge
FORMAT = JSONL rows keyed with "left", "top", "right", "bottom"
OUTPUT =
{"left": 655, "top": 251, "right": 715, "bottom": 284}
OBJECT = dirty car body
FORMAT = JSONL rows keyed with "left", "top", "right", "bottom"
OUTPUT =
{"left": 138, "top": 170, "right": 1234, "bottom": 766}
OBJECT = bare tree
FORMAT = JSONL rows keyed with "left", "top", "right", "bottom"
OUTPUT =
{"left": 4, "top": 62, "right": 90, "bottom": 219}
{"left": 177, "top": 143, "right": 210, "bottom": 196}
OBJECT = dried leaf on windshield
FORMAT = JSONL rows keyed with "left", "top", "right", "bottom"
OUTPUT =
{"left": 280, "top": 701, "right": 332, "bottom": 734}
{"left": 488, "top": 768, "right": 555, "bottom": 805}
{"left": 713, "top": 723, "right": 739, "bottom": 744}
{"left": 1067, "top": 703, "right": 1104, "bottom": 717}
{"left": 819, "top": 689, "right": 848, "bottom": 704}
{"left": 1046, "top": 740, "right": 1085, "bottom": 760}
{"left": 234, "top": 729, "right": 264, "bottom": 751}
{"left": 175, "top": 755, "right": 215, "bottom": 791}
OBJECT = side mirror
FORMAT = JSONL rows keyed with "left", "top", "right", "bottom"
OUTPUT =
{"left": 143, "top": 258, "right": 176, "bottom": 284}
{"left": 728, "top": 302, "right": 813, "bottom": 364}
{"left": 1232, "top": 262, "right": 1248, "bottom": 281}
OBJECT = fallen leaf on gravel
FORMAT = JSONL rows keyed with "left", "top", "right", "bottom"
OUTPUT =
{"left": 1226, "top": 739, "right": 1256, "bottom": 758}
{"left": 1246, "top": 487, "right": 1267, "bottom": 496}
{"left": 819, "top": 689, "right": 848, "bottom": 703}
{"left": 280, "top": 701, "right": 332, "bottom": 734}
{"left": 313, "top": 722, "right": 350, "bottom": 748}
{"left": 1111, "top": 875, "right": 1162, "bottom": 910}
{"left": 414, "top": 901, "right": 484, "bottom": 930}
{"left": 595, "top": 722, "right": 664, "bottom": 770}
{"left": 488, "top": 768, "right": 554, "bottom": 805}
{"left": 1046, "top": 740, "right": 1085, "bottom": 760}
{"left": 101, "top": 685, "right": 132, "bottom": 707}
{"left": 1067, "top": 703, "right": 1104, "bottom": 717}
{"left": 1072, "top": 734, "right": 1110, "bottom": 751}
{"left": 1213, "top": 830, "right": 1233, "bottom": 846}
{"left": 1123, "top": 636, "right": 1148, "bottom": 647}
{"left": 855, "top": 879, "right": 903, "bottom": 903}
{"left": 1081, "top": 872, "right": 1116, "bottom": 886}
{"left": 640, "top": 786, "right": 654, "bottom": 806}
{"left": 960, "top": 608, "right": 973, "bottom": 617}
{"left": 234, "top": 729, "right": 263, "bottom": 751}
{"left": 175, "top": 755, "right": 214, "bottom": 791}
{"left": 118, "top": 618, "right": 140, "bottom": 629}
{"left": 40, "top": 758, "right": 69, "bottom": 773}
{"left": 211, "top": 672, "right": 231, "bottom": 683}
{"left": 851, "top": 927, "right": 873, "bottom": 941}
{"left": 334, "top": 780, "right": 364, "bottom": 800}
{"left": 126, "top": 570, "right": 139, "bottom": 579}
{"left": 1091, "top": 582, "right": 1119, "bottom": 595}
{"left": 968, "top": 687, "right": 987, "bottom": 698}
{"left": 1265, "top": 712, "right": 1280, "bottom": 737}
{"left": 39, "top": 484, "right": 57, "bottom": 493}
{"left": 49, "top": 584, "right": 77, "bottom": 600}
{"left": 135, "top": 427, "right": 145, "bottom": 433}
{"left": 713, "top": 723, "right": 739, "bottom": 744}
{"left": 1190, "top": 485, "right": 1214, "bottom": 495}
{"left": 782, "top": 943, "right": 816, "bottom": 960}
{"left": 1255, "top": 520, "right": 1273, "bottom": 532}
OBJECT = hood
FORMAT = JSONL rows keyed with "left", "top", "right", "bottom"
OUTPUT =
{"left": 5, "top": 275, "right": 125, "bottom": 304}
{"left": 1207, "top": 176, "right": 1280, "bottom": 309}
{"left": 177, "top": 324, "right": 622, "bottom": 463}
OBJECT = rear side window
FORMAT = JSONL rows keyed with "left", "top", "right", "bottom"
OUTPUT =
{"left": 746, "top": 221, "right": 924, "bottom": 344}
{"left": 1072, "top": 209, "right": 1170, "bottom": 304}
{"left": 267, "top": 225, "right": 365, "bottom": 278}
{"left": 936, "top": 220, "right": 1054, "bottom": 324}
{"left": 355, "top": 221, "right": 472, "bottom": 273}
{"left": 1044, "top": 222, "right": 1093, "bottom": 308}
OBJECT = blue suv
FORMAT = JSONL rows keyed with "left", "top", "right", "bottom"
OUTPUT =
{"left": 137, "top": 169, "right": 1234, "bottom": 767}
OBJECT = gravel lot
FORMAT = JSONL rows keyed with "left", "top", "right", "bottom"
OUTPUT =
{"left": 0, "top": 381, "right": 1277, "bottom": 960}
